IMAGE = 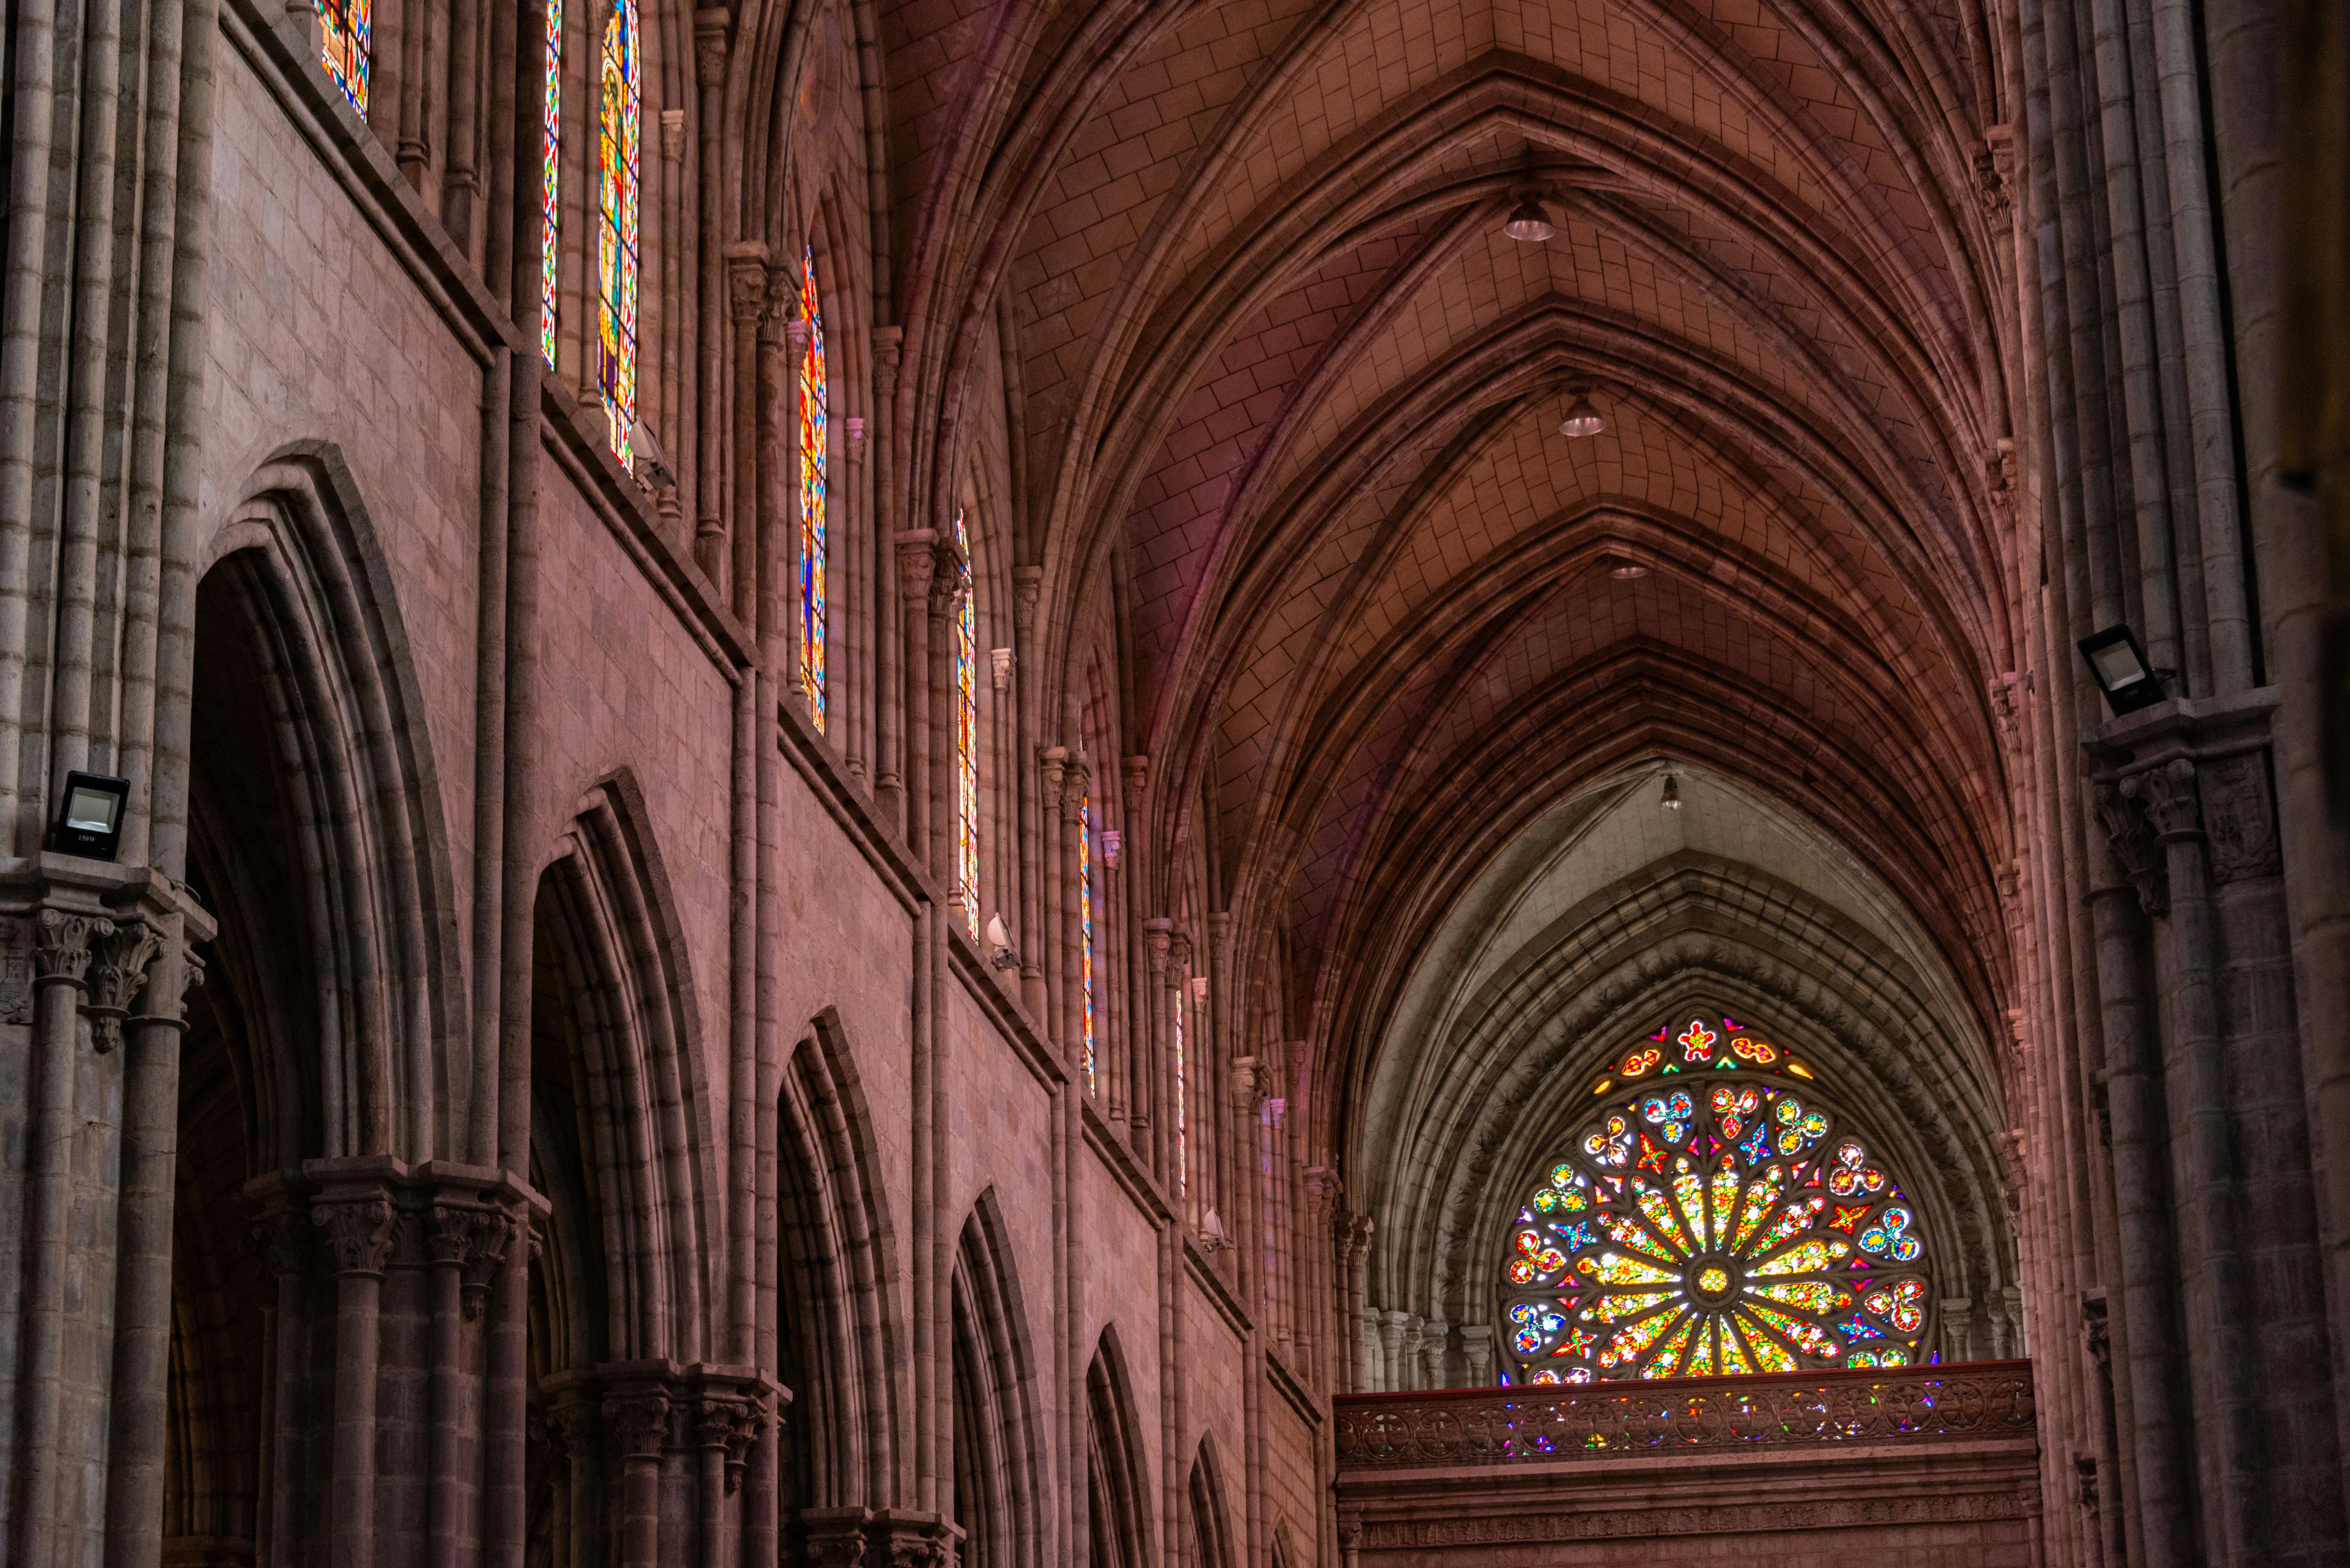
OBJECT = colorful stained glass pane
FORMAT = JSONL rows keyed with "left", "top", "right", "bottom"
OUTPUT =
{"left": 1501, "top": 1014, "right": 1933, "bottom": 1384}
{"left": 595, "top": 0, "right": 640, "bottom": 465}
{"left": 799, "top": 248, "right": 828, "bottom": 727}
{"left": 1175, "top": 987, "right": 1187, "bottom": 1195}
{"left": 540, "top": 0, "right": 562, "bottom": 365}
{"left": 319, "top": 0, "right": 370, "bottom": 112}
{"left": 952, "top": 510, "right": 979, "bottom": 936}
{"left": 1079, "top": 795, "right": 1094, "bottom": 1094}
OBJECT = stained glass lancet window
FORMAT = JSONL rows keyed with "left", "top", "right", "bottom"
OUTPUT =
{"left": 1501, "top": 1015, "right": 1933, "bottom": 1384}
{"left": 1174, "top": 984, "right": 1188, "bottom": 1195}
{"left": 540, "top": 0, "right": 562, "bottom": 366}
{"left": 320, "top": 0, "right": 369, "bottom": 113}
{"left": 1079, "top": 797, "right": 1095, "bottom": 1094}
{"left": 799, "top": 247, "right": 828, "bottom": 728}
{"left": 595, "top": 0, "right": 640, "bottom": 464}
{"left": 953, "top": 509, "right": 979, "bottom": 937}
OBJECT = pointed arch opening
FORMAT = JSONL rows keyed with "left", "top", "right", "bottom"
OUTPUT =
{"left": 1084, "top": 1328, "right": 1152, "bottom": 1568}
{"left": 949, "top": 1192, "right": 1044, "bottom": 1568}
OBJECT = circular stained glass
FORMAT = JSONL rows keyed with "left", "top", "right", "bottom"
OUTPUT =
{"left": 1500, "top": 1015, "right": 1934, "bottom": 1384}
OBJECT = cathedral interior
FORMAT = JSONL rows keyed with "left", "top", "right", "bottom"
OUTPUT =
{"left": 2, "top": 0, "right": 2349, "bottom": 1561}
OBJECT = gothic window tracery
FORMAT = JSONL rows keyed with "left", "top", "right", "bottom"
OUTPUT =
{"left": 595, "top": 0, "right": 641, "bottom": 464}
{"left": 799, "top": 246, "right": 828, "bottom": 727}
{"left": 540, "top": 0, "right": 562, "bottom": 365}
{"left": 1501, "top": 1015, "right": 1934, "bottom": 1384}
{"left": 953, "top": 507, "right": 979, "bottom": 935}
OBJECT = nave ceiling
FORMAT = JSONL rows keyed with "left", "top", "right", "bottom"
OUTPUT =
{"left": 887, "top": 0, "right": 2019, "bottom": 1157}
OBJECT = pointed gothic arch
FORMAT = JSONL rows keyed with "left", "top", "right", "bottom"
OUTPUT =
{"left": 1183, "top": 1433, "right": 1236, "bottom": 1568}
{"left": 950, "top": 1190, "right": 1045, "bottom": 1568}
{"left": 1084, "top": 1326, "right": 1153, "bottom": 1568}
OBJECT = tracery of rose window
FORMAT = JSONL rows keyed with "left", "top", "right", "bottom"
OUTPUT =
{"left": 1500, "top": 1015, "right": 1934, "bottom": 1384}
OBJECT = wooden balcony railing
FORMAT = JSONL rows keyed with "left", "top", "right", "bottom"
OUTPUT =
{"left": 1333, "top": 1360, "right": 2036, "bottom": 1470}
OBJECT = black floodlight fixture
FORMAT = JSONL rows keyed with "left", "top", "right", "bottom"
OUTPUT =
{"left": 51, "top": 771, "right": 129, "bottom": 860}
{"left": 2077, "top": 624, "right": 2167, "bottom": 717}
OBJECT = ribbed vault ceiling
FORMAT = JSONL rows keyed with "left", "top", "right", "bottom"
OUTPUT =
{"left": 891, "top": 0, "right": 2017, "bottom": 1265}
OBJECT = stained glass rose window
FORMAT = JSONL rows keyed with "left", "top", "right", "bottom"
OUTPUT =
{"left": 1500, "top": 1015, "right": 1934, "bottom": 1383}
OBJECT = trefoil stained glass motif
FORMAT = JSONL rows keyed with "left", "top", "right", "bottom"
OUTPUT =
{"left": 1079, "top": 799, "right": 1095, "bottom": 1093}
{"left": 953, "top": 509, "right": 979, "bottom": 937}
{"left": 1501, "top": 1015, "right": 1934, "bottom": 1384}
{"left": 799, "top": 247, "right": 828, "bottom": 729}
{"left": 319, "top": 0, "right": 369, "bottom": 113}
{"left": 595, "top": 0, "right": 640, "bottom": 465}
{"left": 540, "top": 0, "right": 562, "bottom": 366}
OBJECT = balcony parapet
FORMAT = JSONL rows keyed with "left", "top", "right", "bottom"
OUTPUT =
{"left": 1333, "top": 1359, "right": 2035, "bottom": 1471}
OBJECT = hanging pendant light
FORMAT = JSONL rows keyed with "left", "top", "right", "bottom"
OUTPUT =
{"left": 1503, "top": 196, "right": 1554, "bottom": 242}
{"left": 1660, "top": 774, "right": 1683, "bottom": 810}
{"left": 1560, "top": 388, "right": 1605, "bottom": 438}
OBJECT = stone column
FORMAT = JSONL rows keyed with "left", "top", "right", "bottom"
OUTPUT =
{"left": 1459, "top": 1324, "right": 1494, "bottom": 1386}
{"left": 606, "top": 1388, "right": 672, "bottom": 1568}
{"left": 314, "top": 1183, "right": 397, "bottom": 1568}
{"left": 1418, "top": 1320, "right": 1448, "bottom": 1390}
{"left": 13, "top": 907, "right": 110, "bottom": 1566}
{"left": 722, "top": 242, "right": 769, "bottom": 619}
{"left": 1379, "top": 1310, "right": 1407, "bottom": 1394}
{"left": 1942, "top": 1296, "right": 1976, "bottom": 1362}
{"left": 896, "top": 531, "right": 939, "bottom": 870}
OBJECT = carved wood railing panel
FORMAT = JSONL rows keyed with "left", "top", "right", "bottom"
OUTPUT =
{"left": 1333, "top": 1361, "right": 2035, "bottom": 1469}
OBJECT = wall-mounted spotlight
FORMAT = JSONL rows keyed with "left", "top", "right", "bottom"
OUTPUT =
{"left": 1560, "top": 388, "right": 1604, "bottom": 438}
{"left": 1659, "top": 773, "right": 1683, "bottom": 811}
{"left": 1503, "top": 196, "right": 1554, "bottom": 242}
{"left": 2076, "top": 624, "right": 2169, "bottom": 716}
{"left": 51, "top": 772, "right": 130, "bottom": 860}
{"left": 985, "top": 912, "right": 1020, "bottom": 972}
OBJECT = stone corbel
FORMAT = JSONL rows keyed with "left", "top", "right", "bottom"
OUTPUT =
{"left": 1010, "top": 565, "right": 1042, "bottom": 629}
{"left": 1038, "top": 746, "right": 1067, "bottom": 815}
{"left": 1459, "top": 1323, "right": 1494, "bottom": 1385}
{"left": 1060, "top": 752, "right": 1093, "bottom": 826}
{"left": 692, "top": 8, "right": 730, "bottom": 87}
{"left": 1122, "top": 753, "right": 1149, "bottom": 811}
{"left": 989, "top": 647, "right": 1013, "bottom": 692}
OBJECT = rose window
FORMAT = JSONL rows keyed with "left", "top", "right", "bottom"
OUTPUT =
{"left": 1499, "top": 1015, "right": 1935, "bottom": 1384}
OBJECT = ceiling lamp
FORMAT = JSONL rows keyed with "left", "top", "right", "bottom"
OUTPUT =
{"left": 1660, "top": 774, "right": 1683, "bottom": 810}
{"left": 1560, "top": 389, "right": 1605, "bottom": 438}
{"left": 1608, "top": 560, "right": 1649, "bottom": 579}
{"left": 1503, "top": 196, "right": 1553, "bottom": 242}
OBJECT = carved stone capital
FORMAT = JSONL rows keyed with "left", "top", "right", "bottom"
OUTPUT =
{"left": 989, "top": 647, "right": 1012, "bottom": 692}
{"left": 1061, "top": 756, "right": 1093, "bottom": 825}
{"left": 1122, "top": 753, "right": 1149, "bottom": 810}
{"left": 34, "top": 908, "right": 113, "bottom": 989}
{"left": 542, "top": 1398, "right": 587, "bottom": 1464}
{"left": 1166, "top": 929, "right": 1193, "bottom": 973}
{"left": 895, "top": 529, "right": 940, "bottom": 602}
{"left": 724, "top": 243, "right": 772, "bottom": 322}
{"left": 1144, "top": 918, "right": 1171, "bottom": 973}
{"left": 247, "top": 1204, "right": 311, "bottom": 1280}
{"left": 928, "top": 540, "right": 969, "bottom": 619}
{"left": 86, "top": 920, "right": 162, "bottom": 1051}
{"left": 1010, "top": 565, "right": 1043, "bottom": 626}
{"left": 604, "top": 1391, "right": 672, "bottom": 1459}
{"left": 2090, "top": 781, "right": 2167, "bottom": 916}
{"left": 314, "top": 1195, "right": 395, "bottom": 1277}
{"left": 2123, "top": 757, "right": 2201, "bottom": 841}
{"left": 692, "top": 7, "right": 729, "bottom": 86}
{"left": 870, "top": 1509, "right": 959, "bottom": 1568}
{"left": 1038, "top": 747, "right": 1068, "bottom": 812}
{"left": 1303, "top": 1165, "right": 1340, "bottom": 1211}
{"left": 2200, "top": 751, "right": 2281, "bottom": 881}
{"left": 800, "top": 1507, "right": 873, "bottom": 1566}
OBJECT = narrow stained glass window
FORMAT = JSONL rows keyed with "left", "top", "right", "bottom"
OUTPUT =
{"left": 540, "top": 0, "right": 562, "bottom": 366}
{"left": 595, "top": 0, "right": 640, "bottom": 465}
{"left": 799, "top": 247, "right": 828, "bottom": 728}
{"left": 1174, "top": 984, "right": 1187, "bottom": 1195}
{"left": 319, "top": 0, "right": 370, "bottom": 113}
{"left": 953, "top": 509, "right": 979, "bottom": 937}
{"left": 1080, "top": 798, "right": 1095, "bottom": 1095}
{"left": 1500, "top": 1015, "right": 1934, "bottom": 1385}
